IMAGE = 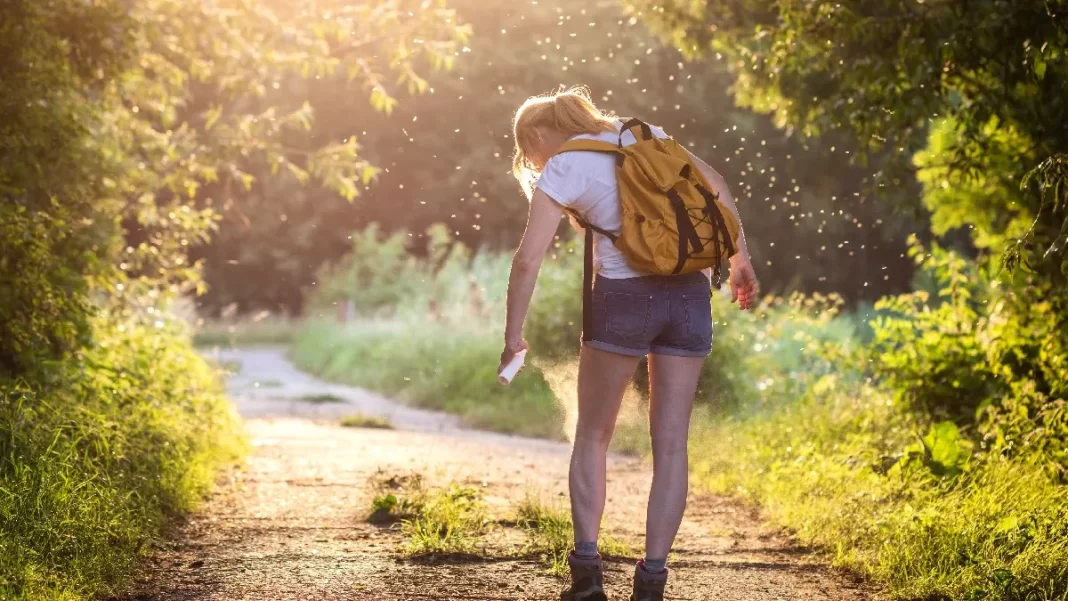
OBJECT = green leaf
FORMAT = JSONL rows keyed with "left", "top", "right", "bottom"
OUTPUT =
{"left": 1035, "top": 57, "right": 1047, "bottom": 80}
{"left": 286, "top": 163, "right": 310, "bottom": 185}
{"left": 369, "top": 87, "right": 398, "bottom": 115}
{"left": 204, "top": 105, "right": 223, "bottom": 130}
{"left": 990, "top": 568, "right": 1015, "bottom": 588}
{"left": 995, "top": 516, "right": 1020, "bottom": 533}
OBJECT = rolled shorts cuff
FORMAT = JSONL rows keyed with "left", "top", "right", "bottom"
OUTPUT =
{"left": 582, "top": 339, "right": 648, "bottom": 357}
{"left": 648, "top": 343, "right": 711, "bottom": 358}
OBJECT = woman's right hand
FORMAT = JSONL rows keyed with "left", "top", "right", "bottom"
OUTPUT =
{"left": 498, "top": 339, "right": 530, "bottom": 375}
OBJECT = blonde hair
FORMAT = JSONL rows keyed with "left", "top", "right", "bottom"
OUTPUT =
{"left": 512, "top": 86, "right": 616, "bottom": 198}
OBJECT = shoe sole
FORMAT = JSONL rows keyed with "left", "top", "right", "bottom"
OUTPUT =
{"left": 567, "top": 586, "right": 607, "bottom": 601}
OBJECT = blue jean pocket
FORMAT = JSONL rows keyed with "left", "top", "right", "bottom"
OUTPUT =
{"left": 603, "top": 292, "right": 652, "bottom": 343}
{"left": 683, "top": 294, "right": 713, "bottom": 344}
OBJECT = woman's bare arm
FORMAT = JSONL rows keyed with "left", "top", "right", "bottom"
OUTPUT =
{"left": 501, "top": 188, "right": 563, "bottom": 367}
{"left": 686, "top": 149, "right": 751, "bottom": 261}
{"left": 686, "top": 149, "right": 760, "bottom": 309}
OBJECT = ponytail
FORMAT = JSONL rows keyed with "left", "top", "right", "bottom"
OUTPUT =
{"left": 512, "top": 86, "right": 616, "bottom": 198}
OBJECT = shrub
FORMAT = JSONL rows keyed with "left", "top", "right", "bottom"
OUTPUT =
{"left": 292, "top": 316, "right": 562, "bottom": 438}
{"left": 0, "top": 315, "right": 244, "bottom": 601}
{"left": 870, "top": 239, "right": 1068, "bottom": 480}
{"left": 689, "top": 371, "right": 1068, "bottom": 601}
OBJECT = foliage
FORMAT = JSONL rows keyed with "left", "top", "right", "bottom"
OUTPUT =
{"left": 401, "top": 485, "right": 487, "bottom": 556}
{"left": 293, "top": 316, "right": 562, "bottom": 438}
{"left": 514, "top": 495, "right": 633, "bottom": 577}
{"left": 626, "top": 0, "right": 1068, "bottom": 206}
{"left": 340, "top": 414, "right": 393, "bottom": 429}
{"left": 368, "top": 472, "right": 428, "bottom": 524}
{"left": 193, "top": 0, "right": 918, "bottom": 316}
{"left": 114, "top": 0, "right": 470, "bottom": 299}
{"left": 871, "top": 238, "right": 1068, "bottom": 481}
{"left": 701, "top": 290, "right": 860, "bottom": 410}
{"left": 0, "top": 315, "right": 244, "bottom": 601}
{"left": 1, "top": 0, "right": 469, "bottom": 374}
{"left": 307, "top": 223, "right": 479, "bottom": 316}
{"left": 627, "top": 0, "right": 1068, "bottom": 412}
{"left": 295, "top": 226, "right": 566, "bottom": 436}
{"left": 2, "top": 0, "right": 468, "bottom": 598}
{"left": 0, "top": 0, "right": 127, "bottom": 375}
{"left": 870, "top": 240, "right": 997, "bottom": 419}
{"left": 192, "top": 315, "right": 301, "bottom": 348}
{"left": 689, "top": 369, "right": 1068, "bottom": 601}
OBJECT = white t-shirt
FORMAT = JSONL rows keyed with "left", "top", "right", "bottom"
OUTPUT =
{"left": 535, "top": 119, "right": 670, "bottom": 279}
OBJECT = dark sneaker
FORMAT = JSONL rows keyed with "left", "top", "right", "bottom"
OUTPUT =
{"left": 562, "top": 551, "right": 607, "bottom": 601}
{"left": 629, "top": 560, "right": 668, "bottom": 601}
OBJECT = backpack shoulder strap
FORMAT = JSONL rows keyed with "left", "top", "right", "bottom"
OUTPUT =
{"left": 548, "top": 138, "right": 620, "bottom": 347}
{"left": 552, "top": 139, "right": 620, "bottom": 157}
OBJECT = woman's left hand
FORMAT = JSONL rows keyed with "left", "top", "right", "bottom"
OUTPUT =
{"left": 498, "top": 339, "right": 530, "bottom": 374}
{"left": 729, "top": 255, "right": 760, "bottom": 311}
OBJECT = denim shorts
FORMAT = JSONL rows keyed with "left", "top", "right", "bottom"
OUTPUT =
{"left": 584, "top": 272, "right": 713, "bottom": 358}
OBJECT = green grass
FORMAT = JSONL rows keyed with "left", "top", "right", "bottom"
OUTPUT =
{"left": 340, "top": 413, "right": 393, "bottom": 429}
{"left": 515, "top": 495, "right": 634, "bottom": 576}
{"left": 0, "top": 315, "right": 245, "bottom": 601}
{"left": 368, "top": 480, "right": 636, "bottom": 571}
{"left": 299, "top": 234, "right": 1068, "bottom": 600}
{"left": 192, "top": 316, "right": 300, "bottom": 348}
{"left": 291, "top": 317, "right": 564, "bottom": 438}
{"left": 297, "top": 392, "right": 345, "bottom": 404}
{"left": 202, "top": 354, "right": 242, "bottom": 376}
{"left": 401, "top": 485, "right": 488, "bottom": 555}
{"left": 689, "top": 377, "right": 1068, "bottom": 601}
{"left": 367, "top": 472, "right": 428, "bottom": 524}
{"left": 365, "top": 472, "right": 488, "bottom": 555}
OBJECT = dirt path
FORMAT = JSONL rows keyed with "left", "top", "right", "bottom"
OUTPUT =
{"left": 118, "top": 346, "right": 875, "bottom": 601}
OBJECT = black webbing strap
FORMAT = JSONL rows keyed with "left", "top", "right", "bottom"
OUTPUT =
{"left": 667, "top": 189, "right": 705, "bottom": 275}
{"left": 568, "top": 210, "right": 616, "bottom": 343}
{"left": 618, "top": 117, "right": 654, "bottom": 147}
{"left": 694, "top": 183, "right": 737, "bottom": 286}
{"left": 695, "top": 183, "right": 737, "bottom": 259}
{"left": 581, "top": 225, "right": 594, "bottom": 343}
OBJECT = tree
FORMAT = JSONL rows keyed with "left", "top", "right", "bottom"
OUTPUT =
{"left": 0, "top": 0, "right": 469, "bottom": 376}
{"left": 624, "top": 0, "right": 1068, "bottom": 416}
{"left": 626, "top": 0, "right": 1068, "bottom": 287}
{"left": 192, "top": 0, "right": 918, "bottom": 315}
{"left": 0, "top": 0, "right": 129, "bottom": 375}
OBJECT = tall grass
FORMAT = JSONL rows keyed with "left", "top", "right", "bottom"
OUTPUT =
{"left": 690, "top": 376, "right": 1068, "bottom": 601}
{"left": 293, "top": 316, "right": 563, "bottom": 437}
{"left": 0, "top": 315, "right": 245, "bottom": 601}
{"left": 288, "top": 225, "right": 790, "bottom": 437}
{"left": 294, "top": 224, "right": 1068, "bottom": 600}
{"left": 291, "top": 226, "right": 570, "bottom": 438}
{"left": 365, "top": 474, "right": 489, "bottom": 555}
{"left": 192, "top": 315, "right": 301, "bottom": 348}
{"left": 515, "top": 495, "right": 634, "bottom": 576}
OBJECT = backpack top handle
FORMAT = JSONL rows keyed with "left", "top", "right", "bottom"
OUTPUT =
{"left": 618, "top": 117, "right": 655, "bottom": 147}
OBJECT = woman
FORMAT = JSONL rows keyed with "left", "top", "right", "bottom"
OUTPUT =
{"left": 500, "top": 86, "right": 758, "bottom": 601}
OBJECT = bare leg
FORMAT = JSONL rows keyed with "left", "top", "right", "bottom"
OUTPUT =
{"left": 570, "top": 346, "right": 642, "bottom": 546}
{"left": 645, "top": 353, "right": 704, "bottom": 560}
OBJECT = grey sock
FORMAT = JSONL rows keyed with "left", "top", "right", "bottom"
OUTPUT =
{"left": 642, "top": 557, "right": 667, "bottom": 573}
{"left": 574, "top": 541, "right": 598, "bottom": 559}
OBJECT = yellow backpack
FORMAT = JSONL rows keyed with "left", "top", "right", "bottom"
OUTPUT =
{"left": 552, "top": 118, "right": 741, "bottom": 283}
